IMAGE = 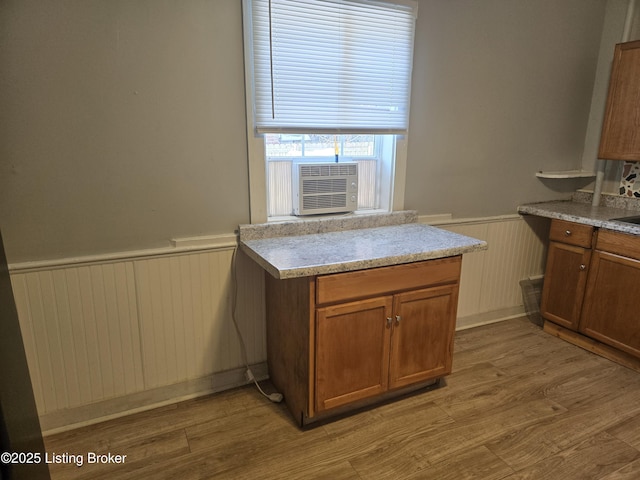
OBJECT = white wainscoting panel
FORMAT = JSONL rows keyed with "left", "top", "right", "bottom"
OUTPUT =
{"left": 133, "top": 248, "right": 266, "bottom": 390}
{"left": 10, "top": 246, "right": 266, "bottom": 429}
{"left": 439, "top": 215, "right": 549, "bottom": 326}
{"left": 10, "top": 262, "right": 144, "bottom": 415}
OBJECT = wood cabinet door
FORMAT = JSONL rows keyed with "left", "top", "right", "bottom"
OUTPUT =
{"left": 599, "top": 40, "right": 640, "bottom": 161}
{"left": 388, "top": 285, "right": 458, "bottom": 390}
{"left": 540, "top": 241, "right": 591, "bottom": 331}
{"left": 579, "top": 251, "right": 640, "bottom": 358}
{"left": 315, "top": 296, "right": 392, "bottom": 412}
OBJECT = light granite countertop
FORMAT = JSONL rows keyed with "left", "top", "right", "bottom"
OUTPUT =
{"left": 518, "top": 200, "right": 640, "bottom": 235}
{"left": 240, "top": 217, "right": 487, "bottom": 279}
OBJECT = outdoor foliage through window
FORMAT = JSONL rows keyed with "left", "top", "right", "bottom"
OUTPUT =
{"left": 265, "top": 134, "right": 376, "bottom": 160}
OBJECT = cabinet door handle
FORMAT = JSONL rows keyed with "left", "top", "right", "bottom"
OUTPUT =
{"left": 395, "top": 315, "right": 401, "bottom": 325}
{"left": 579, "top": 264, "right": 586, "bottom": 271}
{"left": 387, "top": 317, "right": 393, "bottom": 327}
{"left": 565, "top": 230, "right": 572, "bottom": 236}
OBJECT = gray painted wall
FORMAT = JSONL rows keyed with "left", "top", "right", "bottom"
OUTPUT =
{"left": 405, "top": 0, "right": 607, "bottom": 217}
{"left": 1, "top": 0, "right": 609, "bottom": 262}
{"left": 1, "top": 1, "right": 249, "bottom": 262}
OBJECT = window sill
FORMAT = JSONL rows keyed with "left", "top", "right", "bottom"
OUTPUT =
{"left": 240, "top": 210, "right": 418, "bottom": 242}
{"left": 268, "top": 209, "right": 390, "bottom": 223}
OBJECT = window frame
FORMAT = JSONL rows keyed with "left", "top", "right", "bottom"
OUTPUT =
{"left": 242, "top": 0, "right": 410, "bottom": 223}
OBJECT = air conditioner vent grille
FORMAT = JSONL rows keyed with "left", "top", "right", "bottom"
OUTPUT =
{"left": 300, "top": 164, "right": 357, "bottom": 177}
{"left": 303, "top": 193, "right": 347, "bottom": 210}
{"left": 293, "top": 162, "right": 358, "bottom": 215}
{"left": 302, "top": 178, "right": 347, "bottom": 195}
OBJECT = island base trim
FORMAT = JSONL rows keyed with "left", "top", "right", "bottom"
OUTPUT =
{"left": 298, "top": 378, "right": 443, "bottom": 428}
{"left": 543, "top": 320, "right": 640, "bottom": 373}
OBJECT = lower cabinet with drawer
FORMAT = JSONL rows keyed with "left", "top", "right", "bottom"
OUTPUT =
{"left": 540, "top": 219, "right": 594, "bottom": 331}
{"left": 542, "top": 220, "right": 640, "bottom": 371}
{"left": 265, "top": 256, "right": 461, "bottom": 426}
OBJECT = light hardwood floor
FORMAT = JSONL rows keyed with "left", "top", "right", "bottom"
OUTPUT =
{"left": 45, "top": 317, "right": 640, "bottom": 479}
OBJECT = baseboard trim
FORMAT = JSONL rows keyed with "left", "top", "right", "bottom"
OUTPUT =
{"left": 456, "top": 305, "right": 526, "bottom": 331}
{"left": 543, "top": 321, "right": 640, "bottom": 374}
{"left": 40, "top": 362, "right": 269, "bottom": 436}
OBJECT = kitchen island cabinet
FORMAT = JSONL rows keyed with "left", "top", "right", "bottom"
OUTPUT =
{"left": 240, "top": 213, "right": 486, "bottom": 426}
{"left": 266, "top": 256, "right": 461, "bottom": 425}
{"left": 312, "top": 257, "right": 459, "bottom": 414}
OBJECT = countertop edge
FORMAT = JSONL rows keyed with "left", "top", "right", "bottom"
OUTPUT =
{"left": 517, "top": 202, "right": 640, "bottom": 236}
{"left": 241, "top": 240, "right": 487, "bottom": 280}
{"left": 239, "top": 243, "right": 282, "bottom": 279}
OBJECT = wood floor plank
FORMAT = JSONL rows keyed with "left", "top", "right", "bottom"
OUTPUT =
{"left": 501, "top": 431, "right": 640, "bottom": 480}
{"left": 452, "top": 331, "right": 548, "bottom": 371}
{"left": 485, "top": 380, "right": 640, "bottom": 471}
{"left": 432, "top": 358, "right": 609, "bottom": 422}
{"left": 606, "top": 413, "right": 640, "bottom": 450}
{"left": 348, "top": 396, "right": 566, "bottom": 478}
{"left": 245, "top": 400, "right": 454, "bottom": 480}
{"left": 453, "top": 319, "right": 541, "bottom": 354}
{"left": 220, "top": 454, "right": 364, "bottom": 480}
{"left": 185, "top": 404, "right": 332, "bottom": 476}
{"left": 406, "top": 445, "right": 514, "bottom": 480}
{"left": 489, "top": 334, "right": 606, "bottom": 374}
{"left": 44, "top": 317, "right": 640, "bottom": 480}
{"left": 44, "top": 392, "right": 232, "bottom": 453}
{"left": 543, "top": 360, "right": 640, "bottom": 410}
{"left": 424, "top": 361, "right": 509, "bottom": 400}
{"left": 321, "top": 396, "right": 453, "bottom": 441}
{"left": 47, "top": 429, "right": 190, "bottom": 480}
{"left": 600, "top": 458, "right": 640, "bottom": 480}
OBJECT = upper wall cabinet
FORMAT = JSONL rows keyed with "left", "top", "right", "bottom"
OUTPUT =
{"left": 599, "top": 40, "right": 640, "bottom": 161}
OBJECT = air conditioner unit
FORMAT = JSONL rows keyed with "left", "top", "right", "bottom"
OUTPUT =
{"left": 293, "top": 162, "right": 358, "bottom": 215}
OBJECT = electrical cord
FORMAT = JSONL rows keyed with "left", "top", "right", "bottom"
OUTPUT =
{"left": 230, "top": 247, "right": 283, "bottom": 403}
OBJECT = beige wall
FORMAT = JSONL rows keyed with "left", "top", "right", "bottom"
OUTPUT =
{"left": 405, "top": 0, "right": 607, "bottom": 217}
{"left": 1, "top": 0, "right": 609, "bottom": 262}
{"left": 0, "top": 0, "right": 249, "bottom": 262}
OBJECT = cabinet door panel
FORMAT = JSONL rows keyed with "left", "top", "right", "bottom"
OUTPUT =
{"left": 540, "top": 241, "right": 591, "bottom": 330}
{"left": 389, "top": 285, "right": 458, "bottom": 389}
{"left": 599, "top": 40, "right": 640, "bottom": 161}
{"left": 579, "top": 251, "right": 640, "bottom": 358}
{"left": 315, "top": 297, "right": 392, "bottom": 412}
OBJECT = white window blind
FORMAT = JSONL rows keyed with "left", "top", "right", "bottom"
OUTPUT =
{"left": 249, "top": 0, "right": 418, "bottom": 134}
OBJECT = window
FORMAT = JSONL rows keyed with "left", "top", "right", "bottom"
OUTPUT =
{"left": 265, "top": 133, "right": 395, "bottom": 216}
{"left": 243, "top": 0, "right": 418, "bottom": 221}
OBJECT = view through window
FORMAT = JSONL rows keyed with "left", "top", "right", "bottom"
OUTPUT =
{"left": 265, "top": 134, "right": 395, "bottom": 217}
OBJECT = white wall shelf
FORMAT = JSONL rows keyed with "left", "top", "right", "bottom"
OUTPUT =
{"left": 535, "top": 170, "right": 597, "bottom": 179}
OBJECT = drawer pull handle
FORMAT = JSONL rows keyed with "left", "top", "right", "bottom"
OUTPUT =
{"left": 579, "top": 264, "right": 586, "bottom": 271}
{"left": 565, "top": 230, "right": 572, "bottom": 236}
{"left": 395, "top": 315, "right": 401, "bottom": 325}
